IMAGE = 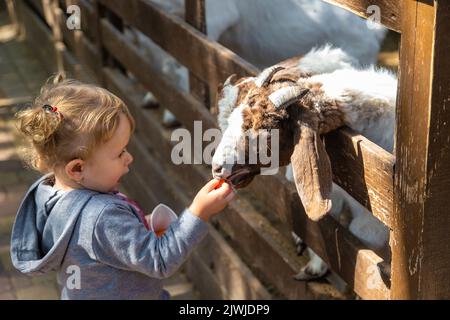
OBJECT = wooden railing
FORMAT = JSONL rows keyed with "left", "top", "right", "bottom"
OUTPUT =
{"left": 12, "top": 0, "right": 450, "bottom": 299}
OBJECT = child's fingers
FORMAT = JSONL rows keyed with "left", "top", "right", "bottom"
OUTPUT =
{"left": 204, "top": 178, "right": 222, "bottom": 192}
{"left": 224, "top": 189, "right": 236, "bottom": 202}
{"left": 211, "top": 182, "right": 234, "bottom": 199}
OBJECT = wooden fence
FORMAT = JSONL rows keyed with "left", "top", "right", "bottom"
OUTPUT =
{"left": 10, "top": 0, "right": 450, "bottom": 299}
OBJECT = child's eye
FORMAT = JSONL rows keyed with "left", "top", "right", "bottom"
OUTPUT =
{"left": 119, "top": 148, "right": 127, "bottom": 157}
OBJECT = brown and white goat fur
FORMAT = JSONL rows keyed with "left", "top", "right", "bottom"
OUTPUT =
{"left": 211, "top": 46, "right": 395, "bottom": 281}
{"left": 133, "top": 0, "right": 387, "bottom": 125}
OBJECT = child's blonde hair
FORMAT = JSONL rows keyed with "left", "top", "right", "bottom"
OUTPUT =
{"left": 15, "top": 76, "right": 135, "bottom": 173}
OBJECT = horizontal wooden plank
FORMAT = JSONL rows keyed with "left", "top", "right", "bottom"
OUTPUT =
{"left": 190, "top": 226, "right": 273, "bottom": 299}
{"left": 246, "top": 131, "right": 394, "bottom": 234}
{"left": 103, "top": 67, "right": 209, "bottom": 189}
{"left": 20, "top": 0, "right": 97, "bottom": 84}
{"left": 59, "top": 41, "right": 96, "bottom": 83}
{"left": 61, "top": 0, "right": 98, "bottom": 42}
{"left": 100, "top": 19, "right": 217, "bottom": 133}
{"left": 100, "top": 14, "right": 393, "bottom": 227}
{"left": 103, "top": 67, "right": 387, "bottom": 299}
{"left": 17, "top": 2, "right": 273, "bottom": 300}
{"left": 185, "top": 249, "right": 229, "bottom": 300}
{"left": 324, "top": 128, "right": 394, "bottom": 228}
{"left": 185, "top": 248, "right": 229, "bottom": 299}
{"left": 121, "top": 154, "right": 270, "bottom": 299}
{"left": 294, "top": 207, "right": 391, "bottom": 299}
{"left": 54, "top": 7, "right": 101, "bottom": 79}
{"left": 74, "top": 31, "right": 385, "bottom": 297}
{"left": 124, "top": 133, "right": 278, "bottom": 300}
{"left": 18, "top": 0, "right": 57, "bottom": 73}
{"left": 102, "top": 67, "right": 311, "bottom": 298}
{"left": 18, "top": 1, "right": 392, "bottom": 299}
{"left": 20, "top": 0, "right": 394, "bottom": 228}
{"left": 121, "top": 168, "right": 159, "bottom": 214}
{"left": 127, "top": 137, "right": 184, "bottom": 213}
{"left": 102, "top": 69, "right": 170, "bottom": 157}
{"left": 322, "top": 0, "right": 401, "bottom": 33}
{"left": 98, "top": 0, "right": 259, "bottom": 84}
{"left": 24, "top": 0, "right": 48, "bottom": 25}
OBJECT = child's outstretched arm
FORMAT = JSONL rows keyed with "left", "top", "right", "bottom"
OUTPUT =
{"left": 91, "top": 179, "right": 235, "bottom": 279}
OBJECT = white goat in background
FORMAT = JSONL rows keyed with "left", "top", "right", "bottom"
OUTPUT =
{"left": 130, "top": 0, "right": 387, "bottom": 125}
{"left": 211, "top": 45, "right": 395, "bottom": 281}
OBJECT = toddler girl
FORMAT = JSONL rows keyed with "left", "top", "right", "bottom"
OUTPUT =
{"left": 10, "top": 77, "right": 235, "bottom": 299}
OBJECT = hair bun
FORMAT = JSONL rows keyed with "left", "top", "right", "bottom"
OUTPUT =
{"left": 16, "top": 105, "right": 63, "bottom": 145}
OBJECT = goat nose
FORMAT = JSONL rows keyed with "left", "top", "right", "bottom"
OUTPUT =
{"left": 212, "top": 163, "right": 222, "bottom": 174}
{"left": 212, "top": 163, "right": 223, "bottom": 176}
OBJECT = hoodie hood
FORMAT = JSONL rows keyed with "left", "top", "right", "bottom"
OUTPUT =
{"left": 10, "top": 174, "right": 97, "bottom": 275}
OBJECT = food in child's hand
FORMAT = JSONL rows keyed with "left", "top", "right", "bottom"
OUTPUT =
{"left": 155, "top": 229, "right": 166, "bottom": 237}
{"left": 214, "top": 178, "right": 225, "bottom": 189}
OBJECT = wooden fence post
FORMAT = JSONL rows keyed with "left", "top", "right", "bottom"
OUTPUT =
{"left": 5, "top": 0, "right": 18, "bottom": 30}
{"left": 92, "top": 0, "right": 107, "bottom": 85}
{"left": 185, "top": 0, "right": 210, "bottom": 109}
{"left": 49, "top": 0, "right": 65, "bottom": 73}
{"left": 96, "top": 0, "right": 127, "bottom": 85}
{"left": 392, "top": 0, "right": 450, "bottom": 299}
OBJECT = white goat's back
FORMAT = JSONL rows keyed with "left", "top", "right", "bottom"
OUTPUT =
{"left": 148, "top": 0, "right": 387, "bottom": 68}
{"left": 219, "top": 0, "right": 387, "bottom": 67}
{"left": 308, "top": 68, "right": 397, "bottom": 152}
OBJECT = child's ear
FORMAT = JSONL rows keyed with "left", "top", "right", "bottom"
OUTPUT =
{"left": 65, "top": 159, "right": 85, "bottom": 183}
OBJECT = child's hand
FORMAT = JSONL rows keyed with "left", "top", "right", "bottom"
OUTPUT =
{"left": 189, "top": 179, "right": 236, "bottom": 221}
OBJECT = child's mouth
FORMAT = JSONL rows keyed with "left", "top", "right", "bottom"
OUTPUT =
{"left": 115, "top": 170, "right": 129, "bottom": 188}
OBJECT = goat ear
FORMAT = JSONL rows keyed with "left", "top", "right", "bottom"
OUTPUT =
{"left": 290, "top": 117, "right": 333, "bottom": 221}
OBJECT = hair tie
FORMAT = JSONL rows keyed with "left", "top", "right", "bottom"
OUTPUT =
{"left": 42, "top": 104, "right": 64, "bottom": 119}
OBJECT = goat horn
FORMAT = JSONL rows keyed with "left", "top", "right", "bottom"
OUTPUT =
{"left": 224, "top": 74, "right": 237, "bottom": 87}
{"left": 268, "top": 86, "right": 310, "bottom": 109}
{"left": 254, "top": 66, "right": 284, "bottom": 88}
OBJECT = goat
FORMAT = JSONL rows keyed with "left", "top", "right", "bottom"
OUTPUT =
{"left": 131, "top": 0, "right": 387, "bottom": 125}
{"left": 211, "top": 45, "right": 396, "bottom": 281}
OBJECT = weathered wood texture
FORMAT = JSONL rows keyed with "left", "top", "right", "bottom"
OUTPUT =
{"left": 122, "top": 136, "right": 273, "bottom": 300}
{"left": 61, "top": 0, "right": 98, "bottom": 42}
{"left": 97, "top": 2, "right": 393, "bottom": 299}
{"left": 324, "top": 128, "right": 394, "bottom": 228}
{"left": 185, "top": 0, "right": 210, "bottom": 108}
{"left": 103, "top": 67, "right": 388, "bottom": 299}
{"left": 17, "top": 0, "right": 57, "bottom": 73}
{"left": 54, "top": 6, "right": 101, "bottom": 79}
{"left": 391, "top": 0, "right": 450, "bottom": 299}
{"left": 6, "top": 0, "right": 19, "bottom": 27}
{"left": 18, "top": 0, "right": 450, "bottom": 300}
{"left": 100, "top": 18, "right": 217, "bottom": 132}
{"left": 188, "top": 225, "right": 274, "bottom": 300}
{"left": 14, "top": 7, "right": 276, "bottom": 297}
{"left": 322, "top": 0, "right": 400, "bottom": 32}
{"left": 99, "top": 12, "right": 393, "bottom": 230}
{"left": 24, "top": 0, "right": 48, "bottom": 25}
{"left": 100, "top": 11, "right": 394, "bottom": 243}
{"left": 91, "top": 1, "right": 395, "bottom": 233}
{"left": 103, "top": 67, "right": 314, "bottom": 299}
{"left": 97, "top": 0, "right": 259, "bottom": 83}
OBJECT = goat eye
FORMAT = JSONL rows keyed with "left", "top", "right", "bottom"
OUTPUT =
{"left": 249, "top": 100, "right": 259, "bottom": 108}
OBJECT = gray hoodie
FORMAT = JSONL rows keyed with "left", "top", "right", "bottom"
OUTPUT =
{"left": 10, "top": 174, "right": 209, "bottom": 299}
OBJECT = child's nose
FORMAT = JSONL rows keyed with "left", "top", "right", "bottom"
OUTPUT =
{"left": 125, "top": 151, "right": 133, "bottom": 166}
